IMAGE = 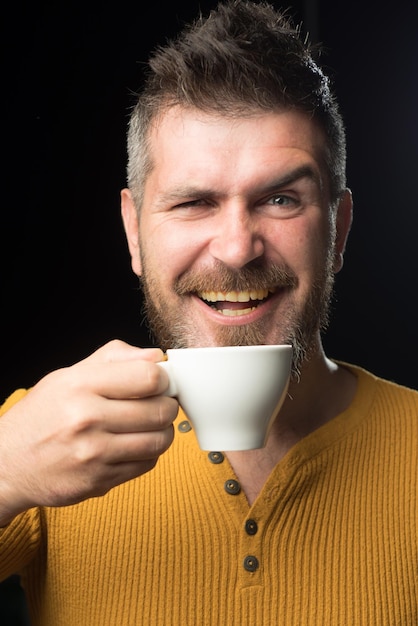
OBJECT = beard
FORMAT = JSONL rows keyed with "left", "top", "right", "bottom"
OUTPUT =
{"left": 138, "top": 249, "right": 336, "bottom": 380}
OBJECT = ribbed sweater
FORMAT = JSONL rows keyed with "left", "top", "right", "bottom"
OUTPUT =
{"left": 0, "top": 364, "right": 417, "bottom": 625}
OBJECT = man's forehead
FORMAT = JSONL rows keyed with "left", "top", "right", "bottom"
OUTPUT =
{"left": 147, "top": 106, "right": 328, "bottom": 175}
{"left": 146, "top": 106, "right": 327, "bottom": 185}
{"left": 151, "top": 105, "right": 322, "bottom": 138}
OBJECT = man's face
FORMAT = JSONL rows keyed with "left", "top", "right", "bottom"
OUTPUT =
{"left": 122, "top": 107, "right": 351, "bottom": 374}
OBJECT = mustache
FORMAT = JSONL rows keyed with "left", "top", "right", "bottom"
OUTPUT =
{"left": 174, "top": 260, "right": 298, "bottom": 295}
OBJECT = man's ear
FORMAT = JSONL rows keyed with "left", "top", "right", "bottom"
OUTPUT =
{"left": 121, "top": 188, "right": 142, "bottom": 277}
{"left": 333, "top": 188, "right": 353, "bottom": 273}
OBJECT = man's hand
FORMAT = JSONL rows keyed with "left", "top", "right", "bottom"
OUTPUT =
{"left": 0, "top": 340, "right": 177, "bottom": 525}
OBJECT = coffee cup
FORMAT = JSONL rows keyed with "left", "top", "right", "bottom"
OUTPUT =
{"left": 158, "top": 344, "right": 292, "bottom": 451}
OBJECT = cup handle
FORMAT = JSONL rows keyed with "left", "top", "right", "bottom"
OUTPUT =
{"left": 157, "top": 360, "right": 178, "bottom": 397}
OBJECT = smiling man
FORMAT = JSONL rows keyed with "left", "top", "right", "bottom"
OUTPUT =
{"left": 0, "top": 2, "right": 417, "bottom": 625}
{"left": 122, "top": 108, "right": 349, "bottom": 375}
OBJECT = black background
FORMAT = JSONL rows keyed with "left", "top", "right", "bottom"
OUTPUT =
{"left": 2, "top": 0, "right": 418, "bottom": 400}
{"left": 1, "top": 0, "right": 417, "bottom": 621}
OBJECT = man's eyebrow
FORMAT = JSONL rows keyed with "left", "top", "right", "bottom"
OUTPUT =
{"left": 154, "top": 164, "right": 322, "bottom": 208}
{"left": 260, "top": 165, "right": 323, "bottom": 194}
{"left": 154, "top": 186, "right": 216, "bottom": 207}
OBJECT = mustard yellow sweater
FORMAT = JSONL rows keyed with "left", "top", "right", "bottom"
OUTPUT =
{"left": 1, "top": 365, "right": 417, "bottom": 625}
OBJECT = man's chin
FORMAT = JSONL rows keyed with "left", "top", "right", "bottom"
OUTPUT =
{"left": 150, "top": 317, "right": 283, "bottom": 350}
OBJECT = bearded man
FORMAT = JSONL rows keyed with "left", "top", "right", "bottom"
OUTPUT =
{"left": 0, "top": 2, "right": 417, "bottom": 625}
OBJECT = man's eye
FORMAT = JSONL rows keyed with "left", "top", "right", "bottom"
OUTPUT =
{"left": 174, "top": 199, "right": 206, "bottom": 209}
{"left": 169, "top": 199, "right": 214, "bottom": 218}
{"left": 268, "top": 194, "right": 295, "bottom": 206}
{"left": 261, "top": 193, "right": 302, "bottom": 218}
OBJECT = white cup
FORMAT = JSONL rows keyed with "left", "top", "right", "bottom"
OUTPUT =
{"left": 158, "top": 344, "right": 292, "bottom": 451}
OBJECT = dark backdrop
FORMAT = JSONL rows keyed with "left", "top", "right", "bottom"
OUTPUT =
{"left": 2, "top": 0, "right": 418, "bottom": 398}
{"left": 1, "top": 0, "right": 417, "bottom": 622}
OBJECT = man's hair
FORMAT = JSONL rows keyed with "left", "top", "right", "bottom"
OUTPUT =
{"left": 127, "top": 0, "right": 346, "bottom": 208}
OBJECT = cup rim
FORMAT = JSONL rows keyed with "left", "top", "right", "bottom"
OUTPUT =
{"left": 165, "top": 344, "right": 292, "bottom": 354}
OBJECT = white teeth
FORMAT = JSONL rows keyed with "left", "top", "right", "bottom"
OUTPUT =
{"left": 199, "top": 288, "right": 270, "bottom": 303}
{"left": 218, "top": 307, "right": 257, "bottom": 316}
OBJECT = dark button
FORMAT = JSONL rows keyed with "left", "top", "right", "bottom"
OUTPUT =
{"left": 243, "top": 555, "right": 259, "bottom": 572}
{"left": 178, "top": 420, "right": 192, "bottom": 433}
{"left": 244, "top": 519, "right": 258, "bottom": 535}
{"left": 224, "top": 479, "right": 241, "bottom": 495}
{"left": 208, "top": 451, "right": 224, "bottom": 464}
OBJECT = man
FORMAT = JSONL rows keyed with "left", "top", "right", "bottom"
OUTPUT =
{"left": 0, "top": 1, "right": 416, "bottom": 624}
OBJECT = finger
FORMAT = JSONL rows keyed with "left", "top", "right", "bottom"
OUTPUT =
{"left": 54, "top": 358, "right": 170, "bottom": 400}
{"left": 70, "top": 422, "right": 175, "bottom": 467}
{"left": 82, "top": 340, "right": 165, "bottom": 366}
{"left": 106, "top": 424, "right": 175, "bottom": 463}
{"left": 102, "top": 396, "right": 179, "bottom": 434}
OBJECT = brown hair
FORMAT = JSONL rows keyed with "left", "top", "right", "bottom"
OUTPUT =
{"left": 127, "top": 0, "right": 346, "bottom": 208}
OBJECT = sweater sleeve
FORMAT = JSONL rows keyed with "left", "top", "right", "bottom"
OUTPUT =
{"left": 0, "top": 507, "right": 42, "bottom": 580}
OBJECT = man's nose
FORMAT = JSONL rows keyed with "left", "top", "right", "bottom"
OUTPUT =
{"left": 208, "top": 207, "right": 265, "bottom": 269}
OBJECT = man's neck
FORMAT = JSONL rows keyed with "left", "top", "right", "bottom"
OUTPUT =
{"left": 226, "top": 348, "right": 358, "bottom": 506}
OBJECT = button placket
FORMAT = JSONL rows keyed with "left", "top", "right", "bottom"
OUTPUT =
{"left": 241, "top": 517, "right": 262, "bottom": 581}
{"left": 204, "top": 451, "right": 262, "bottom": 584}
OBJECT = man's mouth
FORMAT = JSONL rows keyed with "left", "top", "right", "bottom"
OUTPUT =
{"left": 198, "top": 288, "right": 276, "bottom": 316}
